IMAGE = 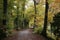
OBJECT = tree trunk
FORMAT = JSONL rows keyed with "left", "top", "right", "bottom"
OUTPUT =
{"left": 41, "top": 0, "right": 49, "bottom": 37}
{"left": 3, "top": 0, "right": 7, "bottom": 25}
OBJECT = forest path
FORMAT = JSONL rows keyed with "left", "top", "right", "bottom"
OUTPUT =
{"left": 4, "top": 29, "right": 46, "bottom": 40}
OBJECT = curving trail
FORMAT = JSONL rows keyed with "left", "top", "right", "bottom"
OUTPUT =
{"left": 4, "top": 29, "right": 47, "bottom": 40}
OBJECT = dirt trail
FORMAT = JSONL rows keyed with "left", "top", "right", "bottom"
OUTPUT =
{"left": 4, "top": 29, "right": 46, "bottom": 40}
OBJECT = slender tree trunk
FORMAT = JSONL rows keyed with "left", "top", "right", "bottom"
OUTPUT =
{"left": 41, "top": 0, "right": 49, "bottom": 37}
{"left": 16, "top": 0, "right": 20, "bottom": 30}
{"left": 22, "top": 0, "right": 26, "bottom": 29}
{"left": 33, "top": 0, "right": 37, "bottom": 28}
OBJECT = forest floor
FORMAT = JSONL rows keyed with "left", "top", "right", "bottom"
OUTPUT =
{"left": 4, "top": 29, "right": 47, "bottom": 40}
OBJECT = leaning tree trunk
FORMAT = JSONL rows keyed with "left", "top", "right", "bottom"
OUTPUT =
{"left": 41, "top": 0, "right": 49, "bottom": 37}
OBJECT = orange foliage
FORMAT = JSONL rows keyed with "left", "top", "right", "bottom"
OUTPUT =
{"left": 55, "top": 0, "right": 60, "bottom": 3}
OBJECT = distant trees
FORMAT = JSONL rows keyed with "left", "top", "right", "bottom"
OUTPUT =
{"left": 0, "top": 0, "right": 28, "bottom": 39}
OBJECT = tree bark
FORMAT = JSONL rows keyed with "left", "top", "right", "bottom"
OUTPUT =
{"left": 41, "top": 0, "right": 49, "bottom": 37}
{"left": 3, "top": 0, "right": 7, "bottom": 25}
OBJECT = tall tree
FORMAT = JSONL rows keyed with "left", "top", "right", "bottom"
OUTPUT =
{"left": 41, "top": 0, "right": 49, "bottom": 37}
{"left": 0, "top": 0, "right": 8, "bottom": 39}
{"left": 3, "top": 0, "right": 7, "bottom": 25}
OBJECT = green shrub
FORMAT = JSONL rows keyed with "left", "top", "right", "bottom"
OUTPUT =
{"left": 34, "top": 25, "right": 43, "bottom": 34}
